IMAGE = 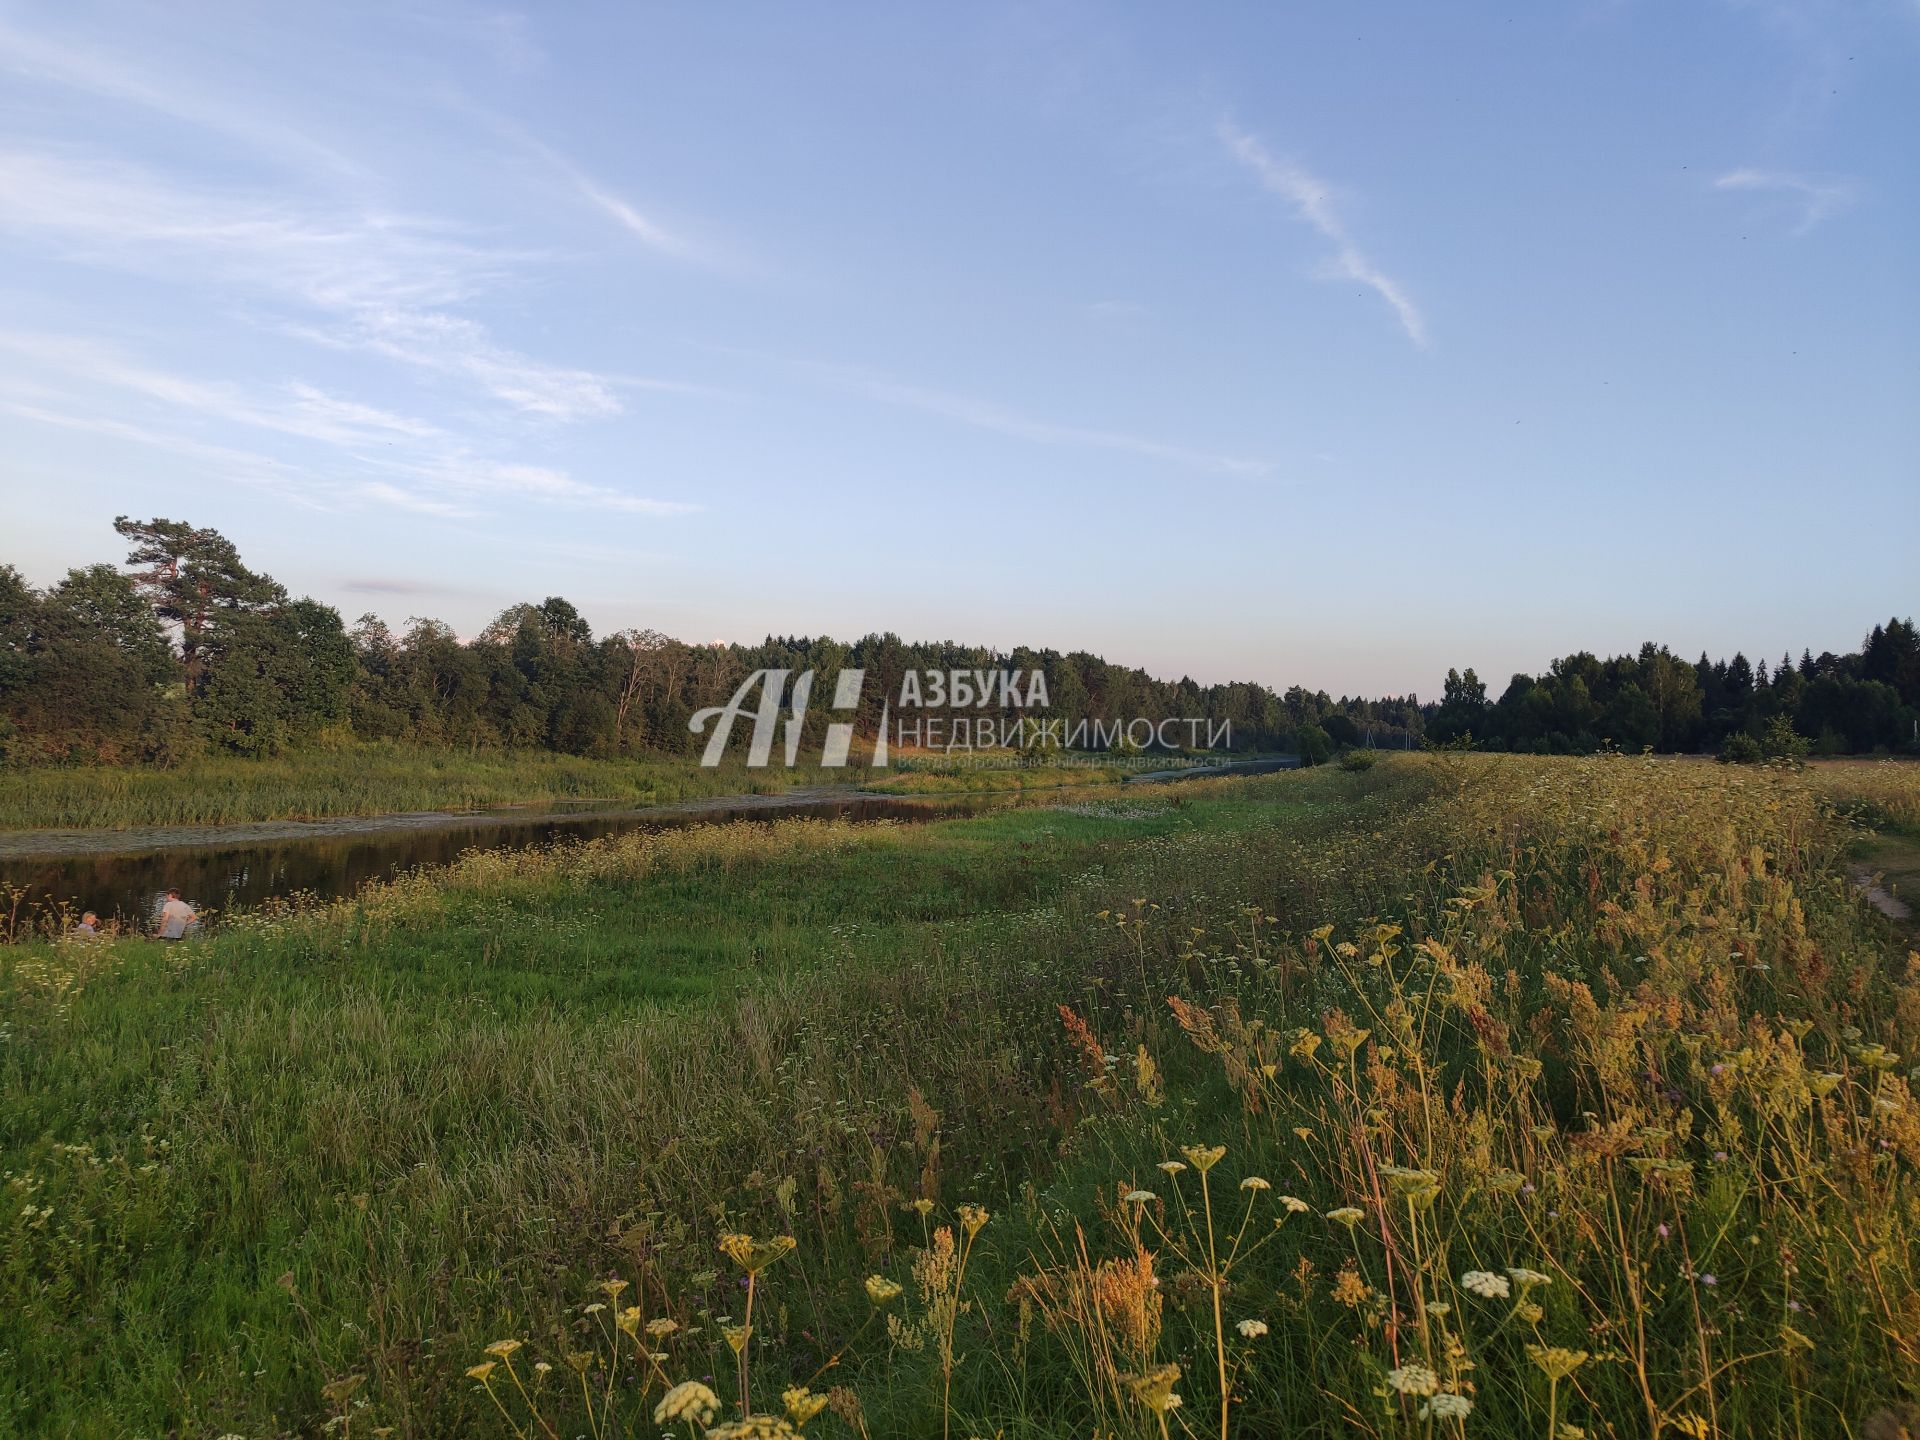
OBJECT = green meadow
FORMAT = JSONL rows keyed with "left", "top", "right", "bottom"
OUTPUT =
{"left": 4, "top": 757, "right": 1919, "bottom": 1439}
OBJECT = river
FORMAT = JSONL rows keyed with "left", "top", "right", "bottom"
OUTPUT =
{"left": 0, "top": 758, "right": 1296, "bottom": 934}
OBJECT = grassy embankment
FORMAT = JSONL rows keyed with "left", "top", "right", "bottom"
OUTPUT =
{"left": 3, "top": 757, "right": 1919, "bottom": 1438}
{"left": 0, "top": 743, "right": 1169, "bottom": 832}
{"left": 1814, "top": 758, "right": 1920, "bottom": 931}
{"left": 0, "top": 745, "right": 857, "bottom": 832}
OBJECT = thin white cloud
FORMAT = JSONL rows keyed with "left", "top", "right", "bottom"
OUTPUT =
{"left": 1713, "top": 167, "right": 1857, "bottom": 233}
{"left": 1216, "top": 120, "right": 1428, "bottom": 348}
{"left": 833, "top": 370, "right": 1272, "bottom": 479}
{"left": 0, "top": 146, "right": 651, "bottom": 421}
{"left": 0, "top": 148, "right": 516, "bottom": 312}
{"left": 0, "top": 331, "right": 447, "bottom": 447}
{"left": 0, "top": 394, "right": 328, "bottom": 506}
{"left": 492, "top": 123, "right": 699, "bottom": 259}
{"left": 472, "top": 461, "right": 698, "bottom": 515}
{"left": 355, "top": 481, "right": 479, "bottom": 518}
{"left": 334, "top": 310, "right": 626, "bottom": 422}
{"left": 0, "top": 334, "right": 695, "bottom": 520}
{"left": 571, "top": 172, "right": 689, "bottom": 256}
{"left": 0, "top": 18, "right": 365, "bottom": 179}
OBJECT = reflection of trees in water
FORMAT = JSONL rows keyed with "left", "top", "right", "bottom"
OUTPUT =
{"left": 0, "top": 795, "right": 970, "bottom": 930}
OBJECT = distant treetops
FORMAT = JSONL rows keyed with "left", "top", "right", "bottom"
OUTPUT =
{"left": 1, "top": 516, "right": 1913, "bottom": 765}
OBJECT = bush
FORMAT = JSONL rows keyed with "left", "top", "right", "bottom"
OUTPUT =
{"left": 1295, "top": 723, "right": 1332, "bottom": 766}
{"left": 1337, "top": 747, "right": 1378, "bottom": 772}
{"left": 1718, "top": 731, "right": 1764, "bottom": 764}
{"left": 1760, "top": 714, "right": 1811, "bottom": 764}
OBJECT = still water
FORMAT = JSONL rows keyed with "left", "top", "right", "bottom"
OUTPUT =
{"left": 0, "top": 790, "right": 994, "bottom": 933}
{"left": 0, "top": 759, "right": 1295, "bottom": 935}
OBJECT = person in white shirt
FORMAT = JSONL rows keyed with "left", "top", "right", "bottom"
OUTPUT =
{"left": 73, "top": 911, "right": 100, "bottom": 938}
{"left": 157, "top": 889, "right": 196, "bottom": 940}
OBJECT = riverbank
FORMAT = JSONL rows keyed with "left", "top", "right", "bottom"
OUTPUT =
{"left": 0, "top": 743, "right": 845, "bottom": 832}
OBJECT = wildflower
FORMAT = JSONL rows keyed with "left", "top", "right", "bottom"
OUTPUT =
{"left": 1179, "top": 1144, "right": 1227, "bottom": 1173}
{"left": 1421, "top": 1393, "right": 1474, "bottom": 1420}
{"left": 1669, "top": 1417, "right": 1709, "bottom": 1440}
{"left": 719, "top": 1233, "right": 797, "bottom": 1274}
{"left": 1810, "top": 1073, "right": 1843, "bottom": 1097}
{"left": 864, "top": 1275, "right": 903, "bottom": 1305}
{"left": 1461, "top": 1270, "right": 1511, "bottom": 1299}
{"left": 1507, "top": 1267, "right": 1553, "bottom": 1290}
{"left": 1426, "top": 1301, "right": 1452, "bottom": 1317}
{"left": 600, "top": 1278, "right": 629, "bottom": 1301}
{"left": 1699, "top": 1274, "right": 1717, "bottom": 1287}
{"left": 1123, "top": 1190, "right": 1157, "bottom": 1204}
{"left": 1517, "top": 1301, "right": 1545, "bottom": 1323}
{"left": 1157, "top": 1161, "right": 1187, "bottom": 1176}
{"left": 1327, "top": 1206, "right": 1367, "bottom": 1228}
{"left": 655, "top": 1379, "right": 722, "bottom": 1426}
{"left": 1387, "top": 1364, "right": 1441, "bottom": 1396}
{"left": 1237, "top": 1318, "right": 1269, "bottom": 1338}
{"left": 1527, "top": 1345, "right": 1589, "bottom": 1380}
{"left": 465, "top": 1362, "right": 496, "bottom": 1382}
{"left": 1380, "top": 1166, "right": 1442, "bottom": 1204}
{"left": 909, "top": 1198, "right": 934, "bottom": 1217}
{"left": 723, "top": 1323, "right": 753, "bottom": 1354}
{"left": 1124, "top": 1363, "right": 1183, "bottom": 1414}
{"left": 1332, "top": 1268, "right": 1370, "bottom": 1307}
{"left": 783, "top": 1387, "right": 830, "bottom": 1426}
{"left": 616, "top": 1306, "right": 642, "bottom": 1335}
{"left": 1278, "top": 1194, "right": 1310, "bottom": 1213}
{"left": 957, "top": 1203, "right": 990, "bottom": 1238}
{"left": 706, "top": 1417, "right": 800, "bottom": 1439}
{"left": 1240, "top": 1176, "right": 1271, "bottom": 1192}
{"left": 483, "top": 1339, "right": 523, "bottom": 1360}
{"left": 564, "top": 1351, "right": 593, "bottom": 1374}
{"left": 646, "top": 1317, "right": 680, "bottom": 1338}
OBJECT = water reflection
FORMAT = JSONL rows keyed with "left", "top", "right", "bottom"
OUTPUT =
{"left": 1, "top": 793, "right": 985, "bottom": 933}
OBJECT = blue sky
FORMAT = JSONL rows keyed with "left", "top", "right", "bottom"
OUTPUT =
{"left": 0, "top": 1, "right": 1913, "bottom": 697}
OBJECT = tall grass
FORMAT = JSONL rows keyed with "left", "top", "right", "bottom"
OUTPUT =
{"left": 0, "top": 743, "right": 841, "bottom": 830}
{"left": 3, "top": 757, "right": 1917, "bottom": 1437}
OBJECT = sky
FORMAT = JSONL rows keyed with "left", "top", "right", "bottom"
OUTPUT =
{"left": 0, "top": 1, "right": 1914, "bottom": 699}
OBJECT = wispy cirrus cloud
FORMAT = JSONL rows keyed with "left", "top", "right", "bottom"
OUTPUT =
{"left": 0, "top": 147, "right": 519, "bottom": 312}
{"left": 0, "top": 146, "right": 667, "bottom": 422}
{"left": 0, "top": 331, "right": 446, "bottom": 447}
{"left": 0, "top": 18, "right": 366, "bottom": 178}
{"left": 1216, "top": 120, "right": 1428, "bottom": 348}
{"left": 1713, "top": 167, "right": 1857, "bottom": 233}
{"left": 522, "top": 137, "right": 695, "bottom": 258}
{"left": 827, "top": 368, "right": 1272, "bottom": 479}
{"left": 0, "top": 331, "right": 697, "bottom": 520}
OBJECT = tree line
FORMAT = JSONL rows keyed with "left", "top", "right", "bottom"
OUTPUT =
{"left": 1426, "top": 624, "right": 1920, "bottom": 758}
{"left": 0, "top": 517, "right": 1911, "bottom": 765}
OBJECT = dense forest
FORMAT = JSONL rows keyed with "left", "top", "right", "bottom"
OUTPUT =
{"left": 0, "top": 517, "right": 1912, "bottom": 765}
